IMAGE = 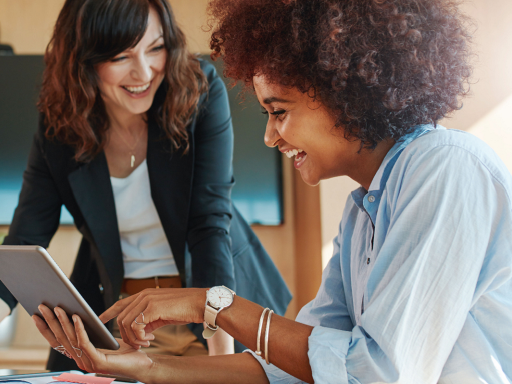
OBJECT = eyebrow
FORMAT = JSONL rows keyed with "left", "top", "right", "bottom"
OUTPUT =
{"left": 149, "top": 34, "right": 164, "bottom": 46}
{"left": 262, "top": 97, "right": 294, "bottom": 104}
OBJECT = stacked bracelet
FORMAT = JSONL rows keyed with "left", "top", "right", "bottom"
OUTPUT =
{"left": 265, "top": 310, "right": 274, "bottom": 365}
{"left": 255, "top": 308, "right": 270, "bottom": 356}
{"left": 255, "top": 307, "right": 275, "bottom": 365}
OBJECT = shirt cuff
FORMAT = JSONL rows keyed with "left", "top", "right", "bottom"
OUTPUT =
{"left": 244, "top": 350, "right": 307, "bottom": 384}
{"left": 308, "top": 326, "right": 352, "bottom": 384}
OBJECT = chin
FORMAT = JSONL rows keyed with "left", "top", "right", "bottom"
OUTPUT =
{"left": 299, "top": 171, "right": 321, "bottom": 187}
{"left": 127, "top": 103, "right": 153, "bottom": 115}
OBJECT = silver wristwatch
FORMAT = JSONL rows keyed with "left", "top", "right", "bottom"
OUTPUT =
{"left": 203, "top": 285, "right": 236, "bottom": 339}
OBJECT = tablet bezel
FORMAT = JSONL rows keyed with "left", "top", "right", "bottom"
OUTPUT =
{"left": 0, "top": 245, "right": 119, "bottom": 350}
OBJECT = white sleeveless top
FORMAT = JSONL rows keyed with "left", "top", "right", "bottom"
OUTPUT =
{"left": 110, "top": 159, "right": 179, "bottom": 279}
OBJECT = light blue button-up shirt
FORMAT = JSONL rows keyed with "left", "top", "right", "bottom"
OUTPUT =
{"left": 251, "top": 125, "right": 512, "bottom": 383}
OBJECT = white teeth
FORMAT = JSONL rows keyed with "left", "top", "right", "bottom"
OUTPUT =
{"left": 123, "top": 82, "right": 151, "bottom": 94}
{"left": 285, "top": 149, "right": 305, "bottom": 159}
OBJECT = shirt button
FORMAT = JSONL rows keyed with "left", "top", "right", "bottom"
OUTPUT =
{"left": 368, "top": 195, "right": 375, "bottom": 203}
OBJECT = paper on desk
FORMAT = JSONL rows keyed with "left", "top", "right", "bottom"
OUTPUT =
{"left": 52, "top": 373, "right": 114, "bottom": 384}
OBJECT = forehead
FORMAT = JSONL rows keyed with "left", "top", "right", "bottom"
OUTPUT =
{"left": 253, "top": 76, "right": 301, "bottom": 103}
{"left": 145, "top": 6, "right": 163, "bottom": 35}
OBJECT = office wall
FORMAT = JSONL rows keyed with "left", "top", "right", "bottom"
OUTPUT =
{"left": 0, "top": 0, "right": 211, "bottom": 54}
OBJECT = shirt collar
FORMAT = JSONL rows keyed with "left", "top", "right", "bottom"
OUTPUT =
{"left": 350, "top": 124, "right": 439, "bottom": 220}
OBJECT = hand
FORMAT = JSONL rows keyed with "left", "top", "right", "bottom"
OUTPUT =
{"left": 99, "top": 288, "right": 207, "bottom": 349}
{"left": 33, "top": 305, "right": 153, "bottom": 379}
{"left": 33, "top": 305, "right": 85, "bottom": 367}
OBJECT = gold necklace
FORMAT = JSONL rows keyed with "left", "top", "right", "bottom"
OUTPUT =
{"left": 113, "top": 126, "right": 146, "bottom": 167}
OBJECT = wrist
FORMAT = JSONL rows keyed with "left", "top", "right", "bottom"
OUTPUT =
{"left": 144, "top": 358, "right": 159, "bottom": 384}
{"left": 145, "top": 355, "right": 179, "bottom": 384}
{"left": 196, "top": 288, "right": 209, "bottom": 323}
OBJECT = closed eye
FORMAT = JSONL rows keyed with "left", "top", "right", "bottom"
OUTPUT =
{"left": 261, "top": 109, "right": 286, "bottom": 117}
{"left": 151, "top": 45, "right": 165, "bottom": 52}
{"left": 110, "top": 56, "right": 127, "bottom": 63}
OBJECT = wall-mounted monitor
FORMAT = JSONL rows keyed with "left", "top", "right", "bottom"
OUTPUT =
{"left": 0, "top": 55, "right": 282, "bottom": 226}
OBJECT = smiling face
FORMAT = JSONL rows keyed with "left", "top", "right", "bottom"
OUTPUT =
{"left": 254, "top": 76, "right": 371, "bottom": 186}
{"left": 95, "top": 6, "right": 167, "bottom": 121}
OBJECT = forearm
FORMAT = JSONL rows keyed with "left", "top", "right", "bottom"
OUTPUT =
{"left": 146, "top": 353, "right": 268, "bottom": 384}
{"left": 217, "top": 296, "right": 314, "bottom": 383}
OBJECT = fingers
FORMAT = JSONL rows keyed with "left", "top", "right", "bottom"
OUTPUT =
{"left": 32, "top": 314, "right": 60, "bottom": 347}
{"left": 114, "top": 288, "right": 204, "bottom": 348}
{"left": 73, "top": 315, "right": 101, "bottom": 372}
{"left": 118, "top": 305, "right": 151, "bottom": 348}
{"left": 37, "top": 305, "right": 83, "bottom": 369}
{"left": 131, "top": 314, "right": 150, "bottom": 344}
{"left": 99, "top": 294, "right": 138, "bottom": 324}
{"left": 54, "top": 307, "right": 81, "bottom": 355}
{"left": 115, "top": 291, "right": 158, "bottom": 348}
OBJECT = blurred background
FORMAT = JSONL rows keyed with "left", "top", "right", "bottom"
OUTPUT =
{"left": 0, "top": 0, "right": 511, "bottom": 369}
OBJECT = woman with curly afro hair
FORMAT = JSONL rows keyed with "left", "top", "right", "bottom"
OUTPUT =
{"left": 36, "top": 0, "right": 512, "bottom": 383}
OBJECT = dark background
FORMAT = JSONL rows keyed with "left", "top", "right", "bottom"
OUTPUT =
{"left": 0, "top": 55, "right": 282, "bottom": 225}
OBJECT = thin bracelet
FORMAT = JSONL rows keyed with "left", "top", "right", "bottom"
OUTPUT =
{"left": 255, "top": 308, "right": 270, "bottom": 356}
{"left": 265, "top": 309, "right": 274, "bottom": 365}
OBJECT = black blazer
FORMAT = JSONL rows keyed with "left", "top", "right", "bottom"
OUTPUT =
{"left": 0, "top": 61, "right": 291, "bottom": 368}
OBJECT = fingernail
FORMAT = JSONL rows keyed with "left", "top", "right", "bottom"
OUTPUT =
{"left": 73, "top": 315, "right": 77, "bottom": 323}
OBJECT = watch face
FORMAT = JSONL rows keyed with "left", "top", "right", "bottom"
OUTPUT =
{"left": 207, "top": 286, "right": 233, "bottom": 309}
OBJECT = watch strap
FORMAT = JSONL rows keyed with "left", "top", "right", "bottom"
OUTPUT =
{"left": 203, "top": 286, "right": 236, "bottom": 339}
{"left": 202, "top": 326, "right": 217, "bottom": 339}
{"left": 204, "top": 304, "right": 218, "bottom": 327}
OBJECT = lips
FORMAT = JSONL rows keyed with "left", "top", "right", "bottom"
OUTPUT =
{"left": 294, "top": 151, "right": 307, "bottom": 169}
{"left": 122, "top": 82, "right": 151, "bottom": 94}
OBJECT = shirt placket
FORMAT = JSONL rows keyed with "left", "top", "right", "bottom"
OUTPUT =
{"left": 361, "top": 193, "right": 378, "bottom": 316}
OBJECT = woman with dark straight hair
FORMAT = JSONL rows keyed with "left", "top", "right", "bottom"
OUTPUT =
{"left": 0, "top": 0, "right": 291, "bottom": 371}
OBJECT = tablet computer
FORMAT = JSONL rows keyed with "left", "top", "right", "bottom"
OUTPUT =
{"left": 0, "top": 245, "right": 119, "bottom": 350}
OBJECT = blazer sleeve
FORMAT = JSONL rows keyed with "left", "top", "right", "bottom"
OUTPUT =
{"left": 1, "top": 123, "right": 62, "bottom": 311}
{"left": 186, "top": 61, "right": 236, "bottom": 290}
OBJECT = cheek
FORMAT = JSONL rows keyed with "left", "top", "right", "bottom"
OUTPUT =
{"left": 279, "top": 120, "right": 298, "bottom": 142}
{"left": 96, "top": 66, "right": 124, "bottom": 94}
{"left": 154, "top": 53, "right": 167, "bottom": 74}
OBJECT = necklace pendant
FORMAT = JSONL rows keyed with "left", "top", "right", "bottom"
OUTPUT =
{"left": 131, "top": 155, "right": 135, "bottom": 168}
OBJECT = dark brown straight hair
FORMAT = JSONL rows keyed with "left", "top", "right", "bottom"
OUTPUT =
{"left": 39, "top": 0, "right": 207, "bottom": 162}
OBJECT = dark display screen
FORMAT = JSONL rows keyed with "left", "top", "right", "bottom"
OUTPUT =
{"left": 0, "top": 55, "right": 282, "bottom": 225}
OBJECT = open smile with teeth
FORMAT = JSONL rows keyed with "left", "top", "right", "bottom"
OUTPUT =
{"left": 285, "top": 148, "right": 305, "bottom": 159}
{"left": 122, "top": 82, "right": 151, "bottom": 94}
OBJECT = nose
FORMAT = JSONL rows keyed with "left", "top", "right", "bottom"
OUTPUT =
{"left": 264, "top": 119, "right": 280, "bottom": 148}
{"left": 131, "top": 55, "right": 152, "bottom": 83}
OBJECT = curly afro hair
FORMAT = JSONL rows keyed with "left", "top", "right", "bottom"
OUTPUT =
{"left": 208, "top": 0, "right": 473, "bottom": 148}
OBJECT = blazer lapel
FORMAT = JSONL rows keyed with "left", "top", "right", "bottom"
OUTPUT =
{"left": 147, "top": 120, "right": 192, "bottom": 282}
{"left": 68, "top": 152, "right": 124, "bottom": 298}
